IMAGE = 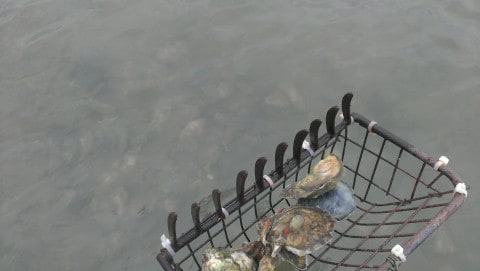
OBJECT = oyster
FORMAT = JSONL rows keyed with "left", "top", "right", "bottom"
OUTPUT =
{"left": 280, "top": 154, "right": 343, "bottom": 199}
{"left": 298, "top": 181, "right": 356, "bottom": 220}
{"left": 201, "top": 242, "right": 261, "bottom": 271}
{"left": 258, "top": 205, "right": 335, "bottom": 257}
{"left": 258, "top": 251, "right": 276, "bottom": 271}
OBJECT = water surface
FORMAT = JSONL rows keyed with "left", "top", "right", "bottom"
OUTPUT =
{"left": 0, "top": 0, "right": 479, "bottom": 270}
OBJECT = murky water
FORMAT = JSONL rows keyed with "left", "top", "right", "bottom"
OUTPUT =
{"left": 0, "top": 0, "right": 479, "bottom": 270}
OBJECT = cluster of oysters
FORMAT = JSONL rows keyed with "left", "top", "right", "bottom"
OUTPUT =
{"left": 202, "top": 154, "right": 356, "bottom": 271}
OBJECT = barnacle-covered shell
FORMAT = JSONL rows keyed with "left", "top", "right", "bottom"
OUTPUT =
{"left": 258, "top": 254, "right": 276, "bottom": 271}
{"left": 201, "top": 246, "right": 257, "bottom": 271}
{"left": 234, "top": 240, "right": 266, "bottom": 264}
{"left": 298, "top": 181, "right": 356, "bottom": 220}
{"left": 280, "top": 154, "right": 343, "bottom": 199}
{"left": 259, "top": 205, "right": 335, "bottom": 257}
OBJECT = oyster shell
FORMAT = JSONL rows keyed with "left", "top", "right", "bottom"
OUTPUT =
{"left": 280, "top": 154, "right": 343, "bottom": 199}
{"left": 258, "top": 253, "right": 276, "bottom": 271}
{"left": 201, "top": 245, "right": 259, "bottom": 271}
{"left": 298, "top": 181, "right": 356, "bottom": 220}
{"left": 258, "top": 205, "right": 335, "bottom": 257}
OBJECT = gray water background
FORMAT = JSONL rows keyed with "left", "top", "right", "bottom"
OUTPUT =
{"left": 0, "top": 0, "right": 479, "bottom": 270}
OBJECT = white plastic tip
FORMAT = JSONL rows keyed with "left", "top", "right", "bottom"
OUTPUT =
{"left": 454, "top": 182, "right": 467, "bottom": 198}
{"left": 161, "top": 234, "right": 176, "bottom": 256}
{"left": 302, "top": 140, "right": 315, "bottom": 157}
{"left": 391, "top": 244, "right": 406, "bottom": 262}
{"left": 433, "top": 156, "right": 449, "bottom": 171}
{"left": 263, "top": 175, "right": 274, "bottom": 187}
{"left": 367, "top": 121, "right": 378, "bottom": 134}
{"left": 221, "top": 207, "right": 229, "bottom": 218}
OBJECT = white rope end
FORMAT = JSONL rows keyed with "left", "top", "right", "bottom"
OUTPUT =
{"left": 433, "top": 156, "right": 449, "bottom": 171}
{"left": 302, "top": 140, "right": 315, "bottom": 157}
{"left": 391, "top": 244, "right": 406, "bottom": 262}
{"left": 263, "top": 175, "right": 274, "bottom": 188}
{"left": 161, "top": 234, "right": 176, "bottom": 256}
{"left": 454, "top": 182, "right": 467, "bottom": 198}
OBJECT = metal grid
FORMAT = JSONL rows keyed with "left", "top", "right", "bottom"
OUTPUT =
{"left": 157, "top": 93, "right": 466, "bottom": 271}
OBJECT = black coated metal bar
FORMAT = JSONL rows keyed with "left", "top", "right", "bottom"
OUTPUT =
{"left": 352, "top": 129, "right": 369, "bottom": 190}
{"left": 387, "top": 148, "right": 403, "bottom": 196}
{"left": 206, "top": 230, "right": 214, "bottom": 248}
{"left": 187, "top": 244, "right": 201, "bottom": 269}
{"left": 410, "top": 162, "right": 426, "bottom": 201}
{"left": 427, "top": 173, "right": 443, "bottom": 188}
{"left": 341, "top": 125, "right": 348, "bottom": 160}
{"left": 363, "top": 138, "right": 387, "bottom": 200}
{"left": 237, "top": 207, "right": 250, "bottom": 242}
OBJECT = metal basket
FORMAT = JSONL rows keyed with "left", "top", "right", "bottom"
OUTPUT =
{"left": 157, "top": 93, "right": 467, "bottom": 270}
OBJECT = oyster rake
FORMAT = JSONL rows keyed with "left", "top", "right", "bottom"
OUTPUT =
{"left": 157, "top": 93, "right": 467, "bottom": 271}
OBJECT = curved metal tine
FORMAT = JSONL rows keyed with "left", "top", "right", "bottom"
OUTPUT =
{"left": 340, "top": 93, "right": 353, "bottom": 160}
{"left": 167, "top": 212, "right": 179, "bottom": 250}
{"left": 255, "top": 157, "right": 268, "bottom": 190}
{"left": 275, "top": 142, "right": 288, "bottom": 176}
{"left": 212, "top": 189, "right": 232, "bottom": 247}
{"left": 293, "top": 129, "right": 309, "bottom": 165}
{"left": 324, "top": 106, "right": 340, "bottom": 158}
{"left": 212, "top": 189, "right": 226, "bottom": 219}
{"left": 236, "top": 170, "right": 248, "bottom": 205}
{"left": 326, "top": 106, "right": 340, "bottom": 137}
{"left": 309, "top": 119, "right": 322, "bottom": 151}
{"left": 235, "top": 171, "right": 251, "bottom": 242}
{"left": 191, "top": 203, "right": 202, "bottom": 232}
{"left": 342, "top": 92, "right": 354, "bottom": 124}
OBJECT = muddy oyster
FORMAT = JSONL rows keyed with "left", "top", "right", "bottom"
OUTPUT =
{"left": 280, "top": 154, "right": 343, "bottom": 199}
{"left": 201, "top": 241, "right": 264, "bottom": 271}
{"left": 258, "top": 205, "right": 336, "bottom": 258}
{"left": 298, "top": 181, "right": 356, "bottom": 220}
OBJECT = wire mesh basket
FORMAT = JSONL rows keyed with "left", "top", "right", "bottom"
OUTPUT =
{"left": 157, "top": 93, "right": 467, "bottom": 271}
